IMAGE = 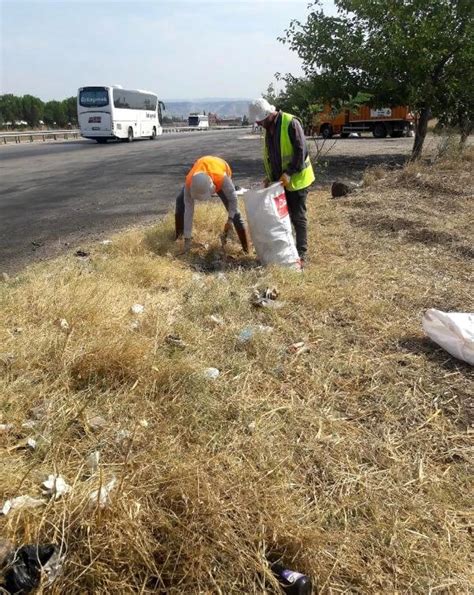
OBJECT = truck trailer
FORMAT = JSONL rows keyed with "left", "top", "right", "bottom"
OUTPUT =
{"left": 312, "top": 105, "right": 415, "bottom": 138}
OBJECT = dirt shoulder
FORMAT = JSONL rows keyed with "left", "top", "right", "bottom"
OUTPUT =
{"left": 0, "top": 148, "right": 472, "bottom": 593}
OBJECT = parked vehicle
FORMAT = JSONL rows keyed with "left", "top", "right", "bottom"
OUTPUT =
{"left": 312, "top": 105, "right": 414, "bottom": 138}
{"left": 188, "top": 113, "right": 209, "bottom": 128}
{"left": 77, "top": 85, "right": 165, "bottom": 143}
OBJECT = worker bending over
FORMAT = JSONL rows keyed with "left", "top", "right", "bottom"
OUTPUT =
{"left": 175, "top": 155, "right": 249, "bottom": 253}
{"left": 249, "top": 98, "right": 315, "bottom": 264}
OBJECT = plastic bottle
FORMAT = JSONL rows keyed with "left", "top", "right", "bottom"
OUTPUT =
{"left": 271, "top": 562, "right": 313, "bottom": 595}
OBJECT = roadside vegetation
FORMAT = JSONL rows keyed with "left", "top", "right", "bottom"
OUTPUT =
{"left": 1, "top": 144, "right": 472, "bottom": 593}
{"left": 0, "top": 94, "right": 77, "bottom": 129}
{"left": 269, "top": 0, "right": 473, "bottom": 159}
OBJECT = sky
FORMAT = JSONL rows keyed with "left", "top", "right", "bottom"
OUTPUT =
{"left": 0, "top": 0, "right": 336, "bottom": 101}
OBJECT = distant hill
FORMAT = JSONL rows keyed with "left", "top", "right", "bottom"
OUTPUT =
{"left": 162, "top": 100, "right": 251, "bottom": 118}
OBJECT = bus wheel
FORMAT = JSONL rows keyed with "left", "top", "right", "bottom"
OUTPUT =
{"left": 373, "top": 123, "right": 387, "bottom": 138}
{"left": 127, "top": 127, "right": 134, "bottom": 143}
{"left": 96, "top": 138, "right": 107, "bottom": 144}
{"left": 321, "top": 125, "right": 333, "bottom": 139}
{"left": 150, "top": 127, "right": 157, "bottom": 140}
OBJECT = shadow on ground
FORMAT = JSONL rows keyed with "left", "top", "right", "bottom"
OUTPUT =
{"left": 348, "top": 212, "right": 474, "bottom": 259}
{"left": 315, "top": 152, "right": 408, "bottom": 185}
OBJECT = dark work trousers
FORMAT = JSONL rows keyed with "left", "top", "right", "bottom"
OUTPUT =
{"left": 174, "top": 185, "right": 246, "bottom": 237}
{"left": 285, "top": 188, "right": 308, "bottom": 259}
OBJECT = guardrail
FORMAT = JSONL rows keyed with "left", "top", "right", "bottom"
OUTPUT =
{"left": 1, "top": 130, "right": 81, "bottom": 144}
{"left": 0, "top": 125, "right": 251, "bottom": 144}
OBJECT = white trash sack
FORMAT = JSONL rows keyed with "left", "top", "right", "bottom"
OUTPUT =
{"left": 422, "top": 309, "right": 474, "bottom": 365}
{"left": 243, "top": 183, "right": 300, "bottom": 269}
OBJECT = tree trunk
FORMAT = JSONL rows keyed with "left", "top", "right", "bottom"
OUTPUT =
{"left": 459, "top": 118, "right": 472, "bottom": 148}
{"left": 410, "top": 107, "right": 431, "bottom": 161}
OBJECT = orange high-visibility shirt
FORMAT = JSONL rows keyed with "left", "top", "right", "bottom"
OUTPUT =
{"left": 185, "top": 156, "right": 232, "bottom": 192}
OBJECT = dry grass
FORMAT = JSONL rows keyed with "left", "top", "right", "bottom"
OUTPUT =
{"left": 1, "top": 150, "right": 473, "bottom": 593}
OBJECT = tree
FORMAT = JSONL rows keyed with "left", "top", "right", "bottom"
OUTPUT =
{"left": 282, "top": 0, "right": 474, "bottom": 159}
{"left": 433, "top": 38, "right": 474, "bottom": 146}
{"left": 62, "top": 96, "right": 78, "bottom": 124}
{"left": 44, "top": 100, "right": 67, "bottom": 127}
{"left": 21, "top": 95, "right": 44, "bottom": 127}
{"left": 0, "top": 94, "right": 22, "bottom": 124}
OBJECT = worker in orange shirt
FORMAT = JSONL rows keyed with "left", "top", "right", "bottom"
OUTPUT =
{"left": 175, "top": 155, "right": 249, "bottom": 253}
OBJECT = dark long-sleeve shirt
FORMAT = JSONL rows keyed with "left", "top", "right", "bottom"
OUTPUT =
{"left": 264, "top": 112, "right": 308, "bottom": 181}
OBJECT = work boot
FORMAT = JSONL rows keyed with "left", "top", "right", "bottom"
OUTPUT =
{"left": 175, "top": 213, "right": 184, "bottom": 239}
{"left": 236, "top": 226, "right": 250, "bottom": 253}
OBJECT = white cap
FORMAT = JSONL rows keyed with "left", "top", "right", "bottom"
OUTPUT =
{"left": 190, "top": 172, "right": 215, "bottom": 201}
{"left": 249, "top": 98, "right": 276, "bottom": 123}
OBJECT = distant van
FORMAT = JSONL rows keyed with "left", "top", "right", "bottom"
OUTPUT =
{"left": 188, "top": 114, "right": 209, "bottom": 128}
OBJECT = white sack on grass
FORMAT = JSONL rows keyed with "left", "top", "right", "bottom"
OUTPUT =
{"left": 422, "top": 309, "right": 474, "bottom": 365}
{"left": 243, "top": 183, "right": 300, "bottom": 269}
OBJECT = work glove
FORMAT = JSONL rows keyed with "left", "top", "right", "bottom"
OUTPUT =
{"left": 279, "top": 172, "right": 291, "bottom": 188}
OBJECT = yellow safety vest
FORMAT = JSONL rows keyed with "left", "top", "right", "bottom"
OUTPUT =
{"left": 264, "top": 112, "right": 315, "bottom": 191}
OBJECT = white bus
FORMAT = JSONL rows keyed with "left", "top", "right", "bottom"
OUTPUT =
{"left": 188, "top": 113, "right": 209, "bottom": 128}
{"left": 77, "top": 85, "right": 165, "bottom": 143}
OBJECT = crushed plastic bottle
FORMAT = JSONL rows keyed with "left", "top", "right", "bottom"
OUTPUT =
{"left": 238, "top": 325, "right": 273, "bottom": 343}
{"left": 271, "top": 562, "right": 313, "bottom": 595}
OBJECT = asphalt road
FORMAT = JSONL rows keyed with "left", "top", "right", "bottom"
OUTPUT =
{"left": 0, "top": 130, "right": 264, "bottom": 273}
{"left": 0, "top": 130, "right": 414, "bottom": 273}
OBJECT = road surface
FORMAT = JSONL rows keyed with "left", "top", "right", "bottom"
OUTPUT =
{"left": 0, "top": 130, "right": 413, "bottom": 272}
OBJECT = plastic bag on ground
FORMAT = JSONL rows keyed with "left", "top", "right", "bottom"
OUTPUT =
{"left": 422, "top": 309, "right": 474, "bottom": 365}
{"left": 243, "top": 183, "right": 300, "bottom": 269}
{"left": 3, "top": 544, "right": 58, "bottom": 593}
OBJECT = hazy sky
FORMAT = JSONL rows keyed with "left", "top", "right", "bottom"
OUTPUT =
{"left": 1, "top": 0, "right": 336, "bottom": 101}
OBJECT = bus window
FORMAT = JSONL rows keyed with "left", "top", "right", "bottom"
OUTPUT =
{"left": 79, "top": 87, "right": 109, "bottom": 108}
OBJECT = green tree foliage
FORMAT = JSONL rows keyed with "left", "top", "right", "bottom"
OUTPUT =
{"left": 21, "top": 95, "right": 44, "bottom": 126}
{"left": 44, "top": 100, "right": 67, "bottom": 127}
{"left": 0, "top": 94, "right": 23, "bottom": 124}
{"left": 0, "top": 94, "right": 78, "bottom": 128}
{"left": 281, "top": 0, "right": 474, "bottom": 159}
{"left": 63, "top": 96, "right": 78, "bottom": 125}
{"left": 264, "top": 75, "right": 371, "bottom": 132}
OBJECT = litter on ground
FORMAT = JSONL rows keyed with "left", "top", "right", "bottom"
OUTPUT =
{"left": 208, "top": 314, "right": 225, "bottom": 326}
{"left": 1, "top": 495, "right": 45, "bottom": 516}
{"left": 2, "top": 544, "right": 61, "bottom": 593}
{"left": 86, "top": 451, "right": 100, "bottom": 473}
{"left": 237, "top": 325, "right": 274, "bottom": 343}
{"left": 422, "top": 309, "right": 474, "bottom": 365}
{"left": 130, "top": 304, "right": 145, "bottom": 315}
{"left": 41, "top": 475, "right": 71, "bottom": 499}
{"left": 165, "top": 334, "right": 187, "bottom": 348}
{"left": 251, "top": 287, "right": 284, "bottom": 309}
{"left": 203, "top": 367, "right": 220, "bottom": 380}
{"left": 287, "top": 341, "right": 311, "bottom": 355}
{"left": 89, "top": 477, "right": 117, "bottom": 509}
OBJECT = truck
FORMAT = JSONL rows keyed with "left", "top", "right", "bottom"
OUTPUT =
{"left": 312, "top": 105, "right": 415, "bottom": 139}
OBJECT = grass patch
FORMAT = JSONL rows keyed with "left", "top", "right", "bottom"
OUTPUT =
{"left": 1, "top": 153, "right": 473, "bottom": 593}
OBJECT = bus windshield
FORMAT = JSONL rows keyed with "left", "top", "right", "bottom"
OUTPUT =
{"left": 188, "top": 116, "right": 199, "bottom": 126}
{"left": 79, "top": 88, "right": 109, "bottom": 108}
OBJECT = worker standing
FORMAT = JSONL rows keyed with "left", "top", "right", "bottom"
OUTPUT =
{"left": 175, "top": 155, "right": 249, "bottom": 253}
{"left": 249, "top": 98, "right": 315, "bottom": 265}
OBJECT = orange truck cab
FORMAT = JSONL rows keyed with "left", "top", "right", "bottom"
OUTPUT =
{"left": 313, "top": 105, "right": 415, "bottom": 138}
